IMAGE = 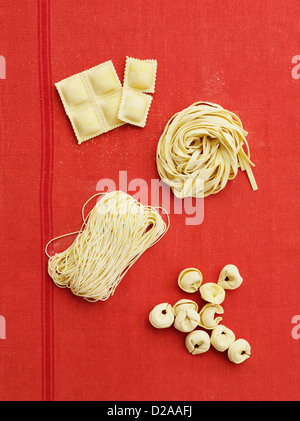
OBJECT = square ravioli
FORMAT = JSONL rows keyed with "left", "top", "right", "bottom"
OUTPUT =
{"left": 87, "top": 61, "right": 121, "bottom": 96}
{"left": 71, "top": 107, "right": 105, "bottom": 143}
{"left": 124, "top": 57, "right": 157, "bottom": 93}
{"left": 59, "top": 76, "right": 90, "bottom": 109}
{"left": 55, "top": 60, "right": 124, "bottom": 143}
{"left": 118, "top": 89, "right": 152, "bottom": 128}
{"left": 99, "top": 90, "right": 125, "bottom": 128}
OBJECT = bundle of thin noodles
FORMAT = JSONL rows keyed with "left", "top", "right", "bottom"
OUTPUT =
{"left": 156, "top": 101, "right": 257, "bottom": 198}
{"left": 46, "top": 191, "right": 169, "bottom": 302}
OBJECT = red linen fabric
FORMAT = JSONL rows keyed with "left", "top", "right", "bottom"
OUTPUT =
{"left": 0, "top": 0, "right": 299, "bottom": 401}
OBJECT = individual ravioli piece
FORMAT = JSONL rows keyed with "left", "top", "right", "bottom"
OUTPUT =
{"left": 57, "top": 76, "right": 90, "bottom": 109}
{"left": 71, "top": 106, "right": 105, "bottom": 144}
{"left": 99, "top": 90, "right": 125, "bottom": 129}
{"left": 87, "top": 61, "right": 122, "bottom": 97}
{"left": 118, "top": 89, "right": 152, "bottom": 128}
{"left": 124, "top": 56, "right": 157, "bottom": 93}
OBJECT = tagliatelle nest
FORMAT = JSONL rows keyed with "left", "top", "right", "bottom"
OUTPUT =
{"left": 156, "top": 101, "right": 257, "bottom": 198}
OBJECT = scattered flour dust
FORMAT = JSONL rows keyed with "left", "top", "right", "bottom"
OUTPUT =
{"left": 202, "top": 71, "right": 225, "bottom": 96}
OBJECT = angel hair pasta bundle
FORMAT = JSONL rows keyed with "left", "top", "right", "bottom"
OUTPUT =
{"left": 156, "top": 101, "right": 257, "bottom": 198}
{"left": 45, "top": 191, "right": 169, "bottom": 302}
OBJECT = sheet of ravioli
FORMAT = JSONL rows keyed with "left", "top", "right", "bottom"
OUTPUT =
{"left": 55, "top": 60, "right": 125, "bottom": 144}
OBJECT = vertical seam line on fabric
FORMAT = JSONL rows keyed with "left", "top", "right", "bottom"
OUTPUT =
{"left": 47, "top": 0, "right": 55, "bottom": 401}
{"left": 38, "top": 0, "right": 55, "bottom": 402}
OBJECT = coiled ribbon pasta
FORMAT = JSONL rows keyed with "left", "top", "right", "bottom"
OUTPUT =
{"left": 156, "top": 101, "right": 257, "bottom": 198}
{"left": 45, "top": 191, "right": 169, "bottom": 302}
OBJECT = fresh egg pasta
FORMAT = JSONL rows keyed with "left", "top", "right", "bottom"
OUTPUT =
{"left": 46, "top": 191, "right": 169, "bottom": 302}
{"left": 156, "top": 101, "right": 257, "bottom": 198}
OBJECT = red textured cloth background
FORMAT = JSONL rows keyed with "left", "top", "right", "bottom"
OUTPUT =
{"left": 0, "top": 0, "right": 300, "bottom": 401}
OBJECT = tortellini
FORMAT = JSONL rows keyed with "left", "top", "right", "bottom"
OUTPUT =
{"left": 173, "top": 299, "right": 198, "bottom": 315}
{"left": 149, "top": 303, "right": 174, "bottom": 329}
{"left": 173, "top": 299, "right": 200, "bottom": 332}
{"left": 149, "top": 264, "right": 251, "bottom": 364}
{"left": 185, "top": 330, "right": 210, "bottom": 355}
{"left": 218, "top": 264, "right": 243, "bottom": 290}
{"left": 174, "top": 308, "right": 200, "bottom": 333}
{"left": 200, "top": 282, "right": 225, "bottom": 305}
{"left": 199, "top": 303, "right": 224, "bottom": 330}
{"left": 228, "top": 339, "right": 251, "bottom": 364}
{"left": 210, "top": 324, "right": 235, "bottom": 352}
{"left": 178, "top": 268, "right": 203, "bottom": 293}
